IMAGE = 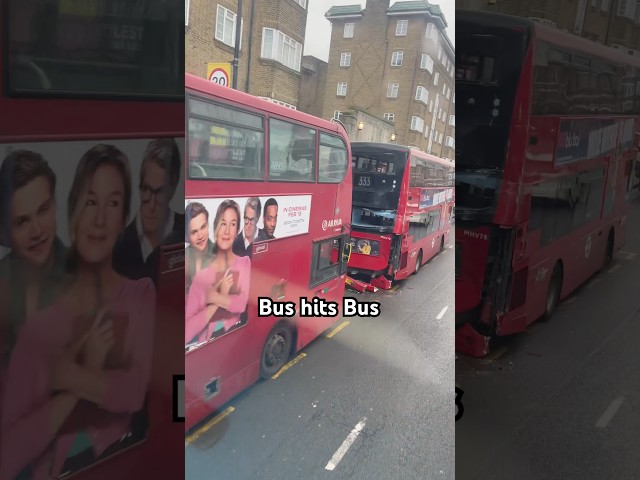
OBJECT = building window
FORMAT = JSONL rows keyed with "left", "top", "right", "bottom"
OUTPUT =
{"left": 428, "top": 101, "right": 433, "bottom": 113}
{"left": 293, "top": 0, "right": 307, "bottom": 8}
{"left": 387, "top": 83, "right": 399, "bottom": 98}
{"left": 337, "top": 82, "right": 348, "bottom": 96}
{"left": 445, "top": 136, "right": 455, "bottom": 148}
{"left": 391, "top": 51, "right": 404, "bottom": 67}
{"left": 384, "top": 112, "right": 395, "bottom": 122}
{"left": 215, "top": 5, "right": 242, "bottom": 48}
{"left": 333, "top": 110, "right": 342, "bottom": 120}
{"left": 261, "top": 28, "right": 302, "bottom": 71}
{"left": 424, "top": 126, "right": 430, "bottom": 138}
{"left": 396, "top": 19, "right": 408, "bottom": 36}
{"left": 442, "top": 83, "right": 446, "bottom": 95}
{"left": 420, "top": 54, "right": 434, "bottom": 74}
{"left": 415, "top": 86, "right": 429, "bottom": 104}
{"left": 410, "top": 116, "right": 425, "bottom": 132}
{"left": 425, "top": 23, "right": 438, "bottom": 42}
{"left": 344, "top": 23, "right": 354, "bottom": 38}
{"left": 340, "top": 52, "right": 351, "bottom": 67}
{"left": 186, "top": 0, "right": 190, "bottom": 26}
{"left": 434, "top": 72, "right": 439, "bottom": 86}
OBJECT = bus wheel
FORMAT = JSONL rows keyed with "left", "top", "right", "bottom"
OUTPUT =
{"left": 440, "top": 235, "right": 445, "bottom": 252}
{"left": 605, "top": 230, "right": 614, "bottom": 266}
{"left": 414, "top": 250, "right": 423, "bottom": 275}
{"left": 542, "top": 263, "right": 563, "bottom": 322}
{"left": 260, "top": 323, "right": 292, "bottom": 380}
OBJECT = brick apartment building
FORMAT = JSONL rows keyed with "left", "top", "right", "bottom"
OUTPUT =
{"left": 322, "top": 0, "right": 455, "bottom": 159}
{"left": 185, "top": 0, "right": 308, "bottom": 108}
{"left": 458, "top": 0, "right": 640, "bottom": 52}
{"left": 298, "top": 55, "right": 328, "bottom": 117}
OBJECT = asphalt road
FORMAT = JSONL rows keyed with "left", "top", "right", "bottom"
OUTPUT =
{"left": 186, "top": 231, "right": 455, "bottom": 480}
{"left": 456, "top": 195, "right": 640, "bottom": 479}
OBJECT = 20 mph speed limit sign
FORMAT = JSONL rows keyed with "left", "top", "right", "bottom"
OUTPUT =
{"left": 209, "top": 68, "right": 229, "bottom": 86}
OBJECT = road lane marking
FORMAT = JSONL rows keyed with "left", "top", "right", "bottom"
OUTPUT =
{"left": 185, "top": 406, "right": 235, "bottom": 446}
{"left": 481, "top": 345, "right": 508, "bottom": 364}
{"left": 607, "top": 264, "right": 621, "bottom": 273}
{"left": 272, "top": 352, "right": 307, "bottom": 379}
{"left": 325, "top": 418, "right": 366, "bottom": 471}
{"left": 436, "top": 306, "right": 449, "bottom": 320}
{"left": 326, "top": 321, "right": 350, "bottom": 339}
{"left": 596, "top": 397, "right": 624, "bottom": 428}
{"left": 618, "top": 250, "right": 636, "bottom": 260}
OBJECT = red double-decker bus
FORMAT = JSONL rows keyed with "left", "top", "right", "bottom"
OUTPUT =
{"left": 184, "top": 74, "right": 353, "bottom": 431}
{"left": 346, "top": 143, "right": 454, "bottom": 291}
{"left": 0, "top": 2, "right": 184, "bottom": 479}
{"left": 455, "top": 11, "right": 640, "bottom": 356}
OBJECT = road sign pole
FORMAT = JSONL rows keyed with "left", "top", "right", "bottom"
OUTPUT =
{"left": 232, "top": 0, "right": 243, "bottom": 90}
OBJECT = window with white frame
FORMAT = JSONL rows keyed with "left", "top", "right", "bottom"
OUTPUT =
{"left": 396, "top": 19, "right": 408, "bottom": 36}
{"left": 445, "top": 136, "right": 454, "bottom": 147}
{"left": 420, "top": 54, "right": 434, "bottom": 73}
{"left": 344, "top": 23, "right": 354, "bottom": 38}
{"left": 387, "top": 83, "right": 399, "bottom": 98}
{"left": 424, "top": 125, "right": 430, "bottom": 138}
{"left": 439, "top": 132, "right": 443, "bottom": 143}
{"left": 293, "top": 0, "right": 307, "bottom": 8}
{"left": 410, "top": 116, "right": 425, "bottom": 132}
{"left": 434, "top": 72, "right": 439, "bottom": 85}
{"left": 438, "top": 48, "right": 442, "bottom": 62}
{"left": 333, "top": 110, "right": 342, "bottom": 120}
{"left": 442, "top": 83, "right": 446, "bottom": 95}
{"left": 426, "top": 23, "right": 437, "bottom": 41}
{"left": 391, "top": 51, "right": 404, "bottom": 66}
{"left": 216, "top": 5, "right": 241, "bottom": 48}
{"left": 446, "top": 88, "right": 450, "bottom": 100}
{"left": 340, "top": 52, "right": 351, "bottom": 67}
{"left": 261, "top": 28, "right": 302, "bottom": 71}
{"left": 337, "top": 82, "right": 347, "bottom": 96}
{"left": 384, "top": 112, "right": 395, "bottom": 122}
{"left": 428, "top": 101, "right": 433, "bottom": 112}
{"left": 415, "top": 85, "right": 429, "bottom": 104}
{"left": 186, "top": 0, "right": 190, "bottom": 26}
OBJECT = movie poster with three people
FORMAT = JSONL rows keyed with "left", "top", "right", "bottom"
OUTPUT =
{"left": 0, "top": 137, "right": 184, "bottom": 479}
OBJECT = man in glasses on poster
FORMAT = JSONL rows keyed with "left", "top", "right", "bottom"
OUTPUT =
{"left": 113, "top": 138, "right": 184, "bottom": 282}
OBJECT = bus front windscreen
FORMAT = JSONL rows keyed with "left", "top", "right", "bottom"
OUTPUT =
{"left": 455, "top": 16, "right": 530, "bottom": 218}
{"left": 351, "top": 149, "right": 406, "bottom": 232}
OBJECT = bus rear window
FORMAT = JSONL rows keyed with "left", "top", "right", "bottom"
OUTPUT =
{"left": 188, "top": 97, "right": 265, "bottom": 180}
{"left": 5, "top": 0, "right": 183, "bottom": 98}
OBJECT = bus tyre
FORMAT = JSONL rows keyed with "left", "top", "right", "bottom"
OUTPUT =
{"left": 414, "top": 250, "right": 423, "bottom": 275}
{"left": 440, "top": 235, "right": 445, "bottom": 251}
{"left": 260, "top": 323, "right": 292, "bottom": 380}
{"left": 542, "top": 264, "right": 562, "bottom": 322}
{"left": 605, "top": 230, "right": 614, "bottom": 266}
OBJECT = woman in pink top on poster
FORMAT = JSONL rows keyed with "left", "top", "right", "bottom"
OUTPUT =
{"left": 185, "top": 199, "right": 250, "bottom": 346}
{"left": 0, "top": 145, "right": 155, "bottom": 480}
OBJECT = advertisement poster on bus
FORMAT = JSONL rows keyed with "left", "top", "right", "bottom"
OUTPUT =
{"left": 184, "top": 194, "right": 312, "bottom": 349}
{"left": 556, "top": 118, "right": 633, "bottom": 165}
{"left": 0, "top": 137, "right": 184, "bottom": 480}
{"left": 419, "top": 188, "right": 454, "bottom": 209}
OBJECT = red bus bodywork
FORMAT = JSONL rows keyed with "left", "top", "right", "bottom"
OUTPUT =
{"left": 348, "top": 143, "right": 454, "bottom": 288}
{"left": 0, "top": 2, "right": 185, "bottom": 478}
{"left": 455, "top": 11, "right": 640, "bottom": 356}
{"left": 185, "top": 74, "right": 352, "bottom": 431}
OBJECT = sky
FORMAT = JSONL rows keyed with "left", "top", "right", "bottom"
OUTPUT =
{"left": 304, "top": 0, "right": 455, "bottom": 62}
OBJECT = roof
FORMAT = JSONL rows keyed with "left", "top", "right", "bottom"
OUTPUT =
{"left": 326, "top": 4, "right": 363, "bottom": 18}
{"left": 387, "top": 1, "right": 447, "bottom": 27}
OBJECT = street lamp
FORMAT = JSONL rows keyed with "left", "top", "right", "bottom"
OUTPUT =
{"left": 358, "top": 121, "right": 364, "bottom": 130}
{"left": 390, "top": 133, "right": 396, "bottom": 142}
